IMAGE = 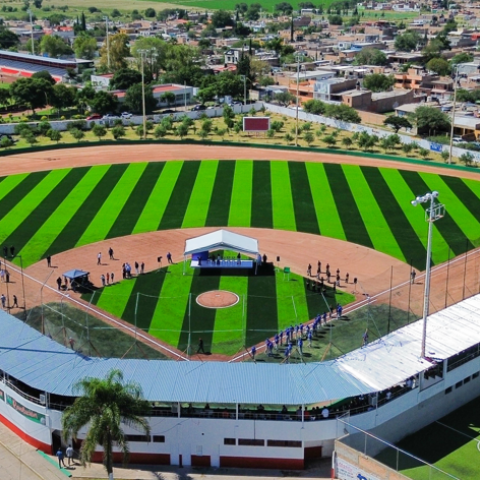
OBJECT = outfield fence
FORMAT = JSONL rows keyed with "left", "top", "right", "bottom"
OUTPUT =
{"left": 335, "top": 419, "right": 460, "bottom": 480}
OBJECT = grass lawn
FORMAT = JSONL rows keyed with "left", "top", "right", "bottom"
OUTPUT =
{"left": 375, "top": 396, "right": 480, "bottom": 480}
{"left": 0, "top": 112, "right": 452, "bottom": 165}
{"left": 18, "top": 302, "right": 168, "bottom": 360}
{"left": 1, "top": 161, "right": 479, "bottom": 271}
{"left": 82, "top": 256, "right": 355, "bottom": 356}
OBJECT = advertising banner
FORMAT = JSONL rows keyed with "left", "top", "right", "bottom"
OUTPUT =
{"left": 336, "top": 457, "right": 381, "bottom": 480}
{"left": 6, "top": 395, "right": 46, "bottom": 425}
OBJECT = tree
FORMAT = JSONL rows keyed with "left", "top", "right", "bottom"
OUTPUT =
{"left": 131, "top": 37, "right": 166, "bottom": 83}
{"left": 70, "top": 128, "right": 85, "bottom": 142}
{"left": 341, "top": 137, "right": 353, "bottom": 149}
{"left": 10, "top": 78, "right": 52, "bottom": 113}
{"left": 47, "top": 129, "right": 62, "bottom": 143}
{"left": 303, "top": 131, "right": 314, "bottom": 146}
{"left": 394, "top": 30, "right": 420, "bottom": 51}
{"left": 274, "top": 91, "right": 295, "bottom": 106}
{"left": 402, "top": 143, "right": 413, "bottom": 156}
{"left": 62, "top": 369, "right": 150, "bottom": 480}
{"left": 51, "top": 83, "right": 76, "bottom": 112}
{"left": 426, "top": 57, "right": 451, "bottom": 76}
{"left": 31, "top": 70, "right": 56, "bottom": 85}
{"left": 274, "top": 2, "right": 293, "bottom": 15}
{"left": 123, "top": 84, "right": 157, "bottom": 114}
{"left": 0, "top": 136, "right": 13, "bottom": 149}
{"left": 363, "top": 73, "right": 395, "bottom": 92}
{"left": 154, "top": 125, "right": 168, "bottom": 138}
{"left": 111, "top": 69, "right": 142, "bottom": 90}
{"left": 352, "top": 48, "right": 387, "bottom": 66}
{"left": 384, "top": 116, "right": 412, "bottom": 133}
{"left": 418, "top": 147, "right": 430, "bottom": 160}
{"left": 328, "top": 14, "right": 343, "bottom": 25}
{"left": 111, "top": 125, "right": 126, "bottom": 140}
{"left": 451, "top": 52, "right": 473, "bottom": 65}
{"left": 409, "top": 106, "right": 450, "bottom": 136}
{"left": 323, "top": 135, "right": 337, "bottom": 147}
{"left": 0, "top": 26, "right": 19, "bottom": 49}
{"left": 40, "top": 34, "right": 73, "bottom": 57}
{"left": 92, "top": 123, "right": 107, "bottom": 140}
{"left": 161, "top": 91, "right": 176, "bottom": 110}
{"left": 89, "top": 91, "right": 118, "bottom": 115}
{"left": 440, "top": 150, "right": 450, "bottom": 162}
{"left": 99, "top": 33, "right": 130, "bottom": 72}
{"left": 211, "top": 10, "right": 234, "bottom": 28}
{"left": 303, "top": 99, "right": 326, "bottom": 115}
{"left": 175, "top": 122, "right": 189, "bottom": 140}
{"left": 73, "top": 34, "right": 97, "bottom": 60}
{"left": 144, "top": 7, "right": 156, "bottom": 17}
{"left": 324, "top": 103, "right": 361, "bottom": 123}
{"left": 460, "top": 152, "right": 474, "bottom": 166}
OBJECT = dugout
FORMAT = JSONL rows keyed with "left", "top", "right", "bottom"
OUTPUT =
{"left": 183, "top": 229, "right": 260, "bottom": 274}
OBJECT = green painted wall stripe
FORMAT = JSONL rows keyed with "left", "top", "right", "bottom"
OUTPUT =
{"left": 0, "top": 172, "right": 49, "bottom": 224}
{"left": 132, "top": 161, "right": 182, "bottom": 235}
{"left": 106, "top": 162, "right": 165, "bottom": 239}
{"left": 177, "top": 272, "right": 221, "bottom": 352}
{"left": 6, "top": 168, "right": 89, "bottom": 259}
{"left": 228, "top": 160, "right": 253, "bottom": 227}
{"left": 0, "top": 169, "right": 69, "bottom": 246}
{"left": 343, "top": 165, "right": 404, "bottom": 261}
{"left": 159, "top": 161, "right": 200, "bottom": 230}
{"left": 305, "top": 163, "right": 345, "bottom": 240}
{"left": 47, "top": 164, "right": 129, "bottom": 255}
{"left": 30, "top": 166, "right": 110, "bottom": 265}
{"left": 95, "top": 279, "right": 137, "bottom": 318}
{"left": 182, "top": 161, "right": 219, "bottom": 228}
{"left": 251, "top": 161, "right": 273, "bottom": 229}
{"left": 324, "top": 163, "right": 373, "bottom": 248}
{"left": 150, "top": 266, "right": 194, "bottom": 347}
{"left": 76, "top": 163, "right": 147, "bottom": 247}
{"left": 288, "top": 162, "right": 319, "bottom": 235}
{"left": 400, "top": 170, "right": 473, "bottom": 258}
{"left": 205, "top": 160, "right": 235, "bottom": 227}
{"left": 271, "top": 161, "right": 296, "bottom": 231}
{"left": 419, "top": 173, "right": 480, "bottom": 242}
{"left": 212, "top": 275, "right": 248, "bottom": 354}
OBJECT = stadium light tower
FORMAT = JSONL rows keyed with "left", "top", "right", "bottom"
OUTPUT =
{"left": 411, "top": 191, "right": 444, "bottom": 359}
{"left": 28, "top": 10, "right": 34, "bottom": 55}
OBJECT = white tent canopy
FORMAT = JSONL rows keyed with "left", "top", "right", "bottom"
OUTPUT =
{"left": 184, "top": 229, "right": 259, "bottom": 256}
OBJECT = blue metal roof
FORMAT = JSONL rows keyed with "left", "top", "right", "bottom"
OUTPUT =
{"left": 2, "top": 293, "right": 480, "bottom": 406}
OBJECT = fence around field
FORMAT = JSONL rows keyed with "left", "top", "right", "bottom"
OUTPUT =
{"left": 335, "top": 420, "right": 460, "bottom": 480}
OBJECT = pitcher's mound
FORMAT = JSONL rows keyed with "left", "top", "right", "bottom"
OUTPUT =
{"left": 197, "top": 290, "right": 240, "bottom": 309}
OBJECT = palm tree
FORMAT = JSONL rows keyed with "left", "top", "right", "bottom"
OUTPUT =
{"left": 62, "top": 369, "right": 151, "bottom": 480}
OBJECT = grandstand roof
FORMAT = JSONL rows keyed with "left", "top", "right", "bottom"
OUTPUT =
{"left": 1, "top": 294, "right": 480, "bottom": 405}
{"left": 0, "top": 50, "right": 76, "bottom": 67}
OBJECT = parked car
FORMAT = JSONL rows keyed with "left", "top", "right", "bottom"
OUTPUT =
{"left": 86, "top": 113, "right": 102, "bottom": 120}
{"left": 121, "top": 112, "right": 132, "bottom": 119}
{"left": 161, "top": 109, "right": 175, "bottom": 114}
{"left": 191, "top": 104, "right": 206, "bottom": 111}
{"left": 102, "top": 114, "right": 120, "bottom": 120}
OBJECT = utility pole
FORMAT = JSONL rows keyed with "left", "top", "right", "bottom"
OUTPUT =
{"left": 28, "top": 10, "right": 35, "bottom": 55}
{"left": 104, "top": 16, "right": 110, "bottom": 70}
{"left": 294, "top": 52, "right": 304, "bottom": 147}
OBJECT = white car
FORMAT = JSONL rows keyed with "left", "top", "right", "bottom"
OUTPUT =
{"left": 121, "top": 112, "right": 132, "bottom": 119}
{"left": 102, "top": 114, "right": 120, "bottom": 121}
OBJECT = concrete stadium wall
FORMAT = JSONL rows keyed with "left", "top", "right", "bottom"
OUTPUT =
{"left": 334, "top": 440, "right": 411, "bottom": 480}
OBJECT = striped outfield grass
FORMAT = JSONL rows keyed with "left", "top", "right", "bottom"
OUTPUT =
{"left": 0, "top": 161, "right": 479, "bottom": 271}
{"left": 85, "top": 260, "right": 352, "bottom": 355}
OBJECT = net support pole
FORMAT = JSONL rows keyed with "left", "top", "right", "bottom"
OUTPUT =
{"left": 463, "top": 239, "right": 468, "bottom": 300}
{"left": 187, "top": 293, "right": 192, "bottom": 356}
{"left": 445, "top": 248, "right": 451, "bottom": 308}
{"left": 292, "top": 296, "right": 298, "bottom": 321}
{"left": 387, "top": 266, "right": 393, "bottom": 334}
{"left": 183, "top": 255, "right": 186, "bottom": 276}
{"left": 134, "top": 292, "right": 139, "bottom": 343}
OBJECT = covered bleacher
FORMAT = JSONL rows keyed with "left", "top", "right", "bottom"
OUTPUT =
{"left": 183, "top": 229, "right": 260, "bottom": 274}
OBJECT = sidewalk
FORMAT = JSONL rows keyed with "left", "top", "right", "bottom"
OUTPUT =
{"left": 0, "top": 418, "right": 332, "bottom": 480}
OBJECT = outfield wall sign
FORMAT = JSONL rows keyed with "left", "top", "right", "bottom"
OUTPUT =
{"left": 336, "top": 457, "right": 381, "bottom": 480}
{"left": 430, "top": 142, "right": 443, "bottom": 153}
{"left": 243, "top": 116, "right": 270, "bottom": 132}
{"left": 6, "top": 395, "right": 46, "bottom": 425}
